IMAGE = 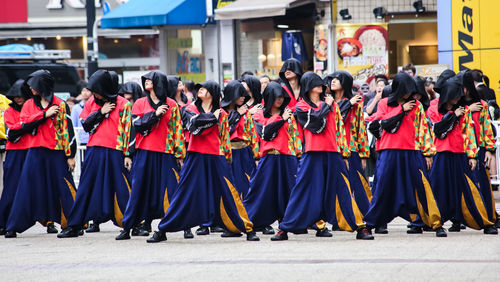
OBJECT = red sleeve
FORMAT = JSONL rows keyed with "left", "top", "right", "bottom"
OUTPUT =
{"left": 131, "top": 99, "right": 145, "bottom": 117}
{"left": 4, "top": 108, "right": 22, "bottom": 130}
{"left": 20, "top": 100, "right": 44, "bottom": 124}
{"left": 80, "top": 97, "right": 95, "bottom": 120}
{"left": 378, "top": 99, "right": 403, "bottom": 121}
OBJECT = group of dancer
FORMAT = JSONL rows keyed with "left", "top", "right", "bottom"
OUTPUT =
{"left": 0, "top": 58, "right": 498, "bottom": 243}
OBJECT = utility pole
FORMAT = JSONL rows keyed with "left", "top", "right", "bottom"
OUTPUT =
{"left": 86, "top": 0, "right": 98, "bottom": 78}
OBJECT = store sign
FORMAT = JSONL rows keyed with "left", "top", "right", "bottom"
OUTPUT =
{"left": 176, "top": 51, "right": 202, "bottom": 74}
{"left": 167, "top": 38, "right": 193, "bottom": 49}
{"left": 313, "top": 25, "right": 328, "bottom": 75}
{"left": 336, "top": 23, "right": 388, "bottom": 83}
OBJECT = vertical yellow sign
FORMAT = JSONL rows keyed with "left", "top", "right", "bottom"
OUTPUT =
{"left": 451, "top": 0, "right": 480, "bottom": 71}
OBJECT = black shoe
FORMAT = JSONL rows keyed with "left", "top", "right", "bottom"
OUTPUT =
{"left": 221, "top": 230, "right": 243, "bottom": 237}
{"left": 78, "top": 230, "right": 84, "bottom": 236}
{"left": 210, "top": 226, "right": 225, "bottom": 233}
{"left": 142, "top": 221, "right": 152, "bottom": 233}
{"left": 484, "top": 226, "right": 498, "bottom": 235}
{"left": 435, "top": 227, "right": 447, "bottom": 237}
{"left": 0, "top": 228, "right": 6, "bottom": 236}
{"left": 331, "top": 225, "right": 341, "bottom": 231}
{"left": 448, "top": 223, "right": 461, "bottom": 232}
{"left": 356, "top": 228, "right": 374, "bottom": 240}
{"left": 46, "top": 223, "right": 58, "bottom": 234}
{"left": 460, "top": 223, "right": 466, "bottom": 230}
{"left": 146, "top": 231, "right": 167, "bottom": 243}
{"left": 184, "top": 229, "right": 194, "bottom": 239}
{"left": 292, "top": 229, "right": 308, "bottom": 235}
{"left": 4, "top": 230, "right": 16, "bottom": 238}
{"left": 316, "top": 227, "right": 333, "bottom": 237}
{"left": 195, "top": 226, "right": 209, "bottom": 236}
{"left": 495, "top": 217, "right": 500, "bottom": 229}
{"left": 115, "top": 230, "right": 131, "bottom": 240}
{"left": 246, "top": 231, "right": 260, "bottom": 241}
{"left": 57, "top": 227, "right": 80, "bottom": 238}
{"left": 407, "top": 225, "right": 423, "bottom": 234}
{"left": 131, "top": 227, "right": 149, "bottom": 237}
{"left": 271, "top": 230, "right": 288, "bottom": 241}
{"left": 374, "top": 226, "right": 388, "bottom": 234}
{"left": 423, "top": 226, "right": 434, "bottom": 232}
{"left": 262, "top": 226, "right": 275, "bottom": 235}
{"left": 85, "top": 223, "right": 100, "bottom": 233}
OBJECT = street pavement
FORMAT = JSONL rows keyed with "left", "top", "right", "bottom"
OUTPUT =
{"left": 0, "top": 192, "right": 499, "bottom": 281}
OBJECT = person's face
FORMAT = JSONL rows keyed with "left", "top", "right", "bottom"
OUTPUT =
{"left": 284, "top": 70, "right": 297, "bottom": 80}
{"left": 30, "top": 87, "right": 39, "bottom": 96}
{"left": 402, "top": 93, "right": 412, "bottom": 100}
{"left": 235, "top": 96, "right": 245, "bottom": 106}
{"left": 413, "top": 93, "right": 422, "bottom": 101}
{"left": 311, "top": 85, "right": 323, "bottom": 95}
{"left": 404, "top": 69, "right": 415, "bottom": 77}
{"left": 273, "top": 96, "right": 284, "bottom": 108}
{"left": 81, "top": 88, "right": 91, "bottom": 100}
{"left": 145, "top": 79, "right": 153, "bottom": 91}
{"left": 449, "top": 97, "right": 461, "bottom": 105}
{"left": 241, "top": 82, "right": 253, "bottom": 98}
{"left": 177, "top": 81, "right": 184, "bottom": 93}
{"left": 330, "top": 78, "right": 342, "bottom": 92}
{"left": 260, "top": 77, "right": 270, "bottom": 92}
{"left": 94, "top": 93, "right": 106, "bottom": 101}
{"left": 13, "top": 96, "right": 26, "bottom": 106}
{"left": 376, "top": 81, "right": 386, "bottom": 93}
{"left": 124, "top": 93, "right": 133, "bottom": 103}
{"left": 197, "top": 87, "right": 211, "bottom": 101}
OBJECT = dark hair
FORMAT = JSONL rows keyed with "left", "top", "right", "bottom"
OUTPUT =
{"left": 402, "top": 64, "right": 416, "bottom": 75}
{"left": 241, "top": 71, "right": 254, "bottom": 77}
{"left": 470, "top": 69, "right": 483, "bottom": 83}
{"left": 184, "top": 80, "right": 196, "bottom": 93}
{"left": 483, "top": 75, "right": 490, "bottom": 88}
{"left": 259, "top": 74, "right": 270, "bottom": 80}
{"left": 374, "top": 74, "right": 388, "bottom": 84}
{"left": 425, "top": 80, "right": 435, "bottom": 87}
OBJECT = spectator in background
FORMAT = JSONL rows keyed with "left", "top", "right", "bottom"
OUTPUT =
{"left": 241, "top": 71, "right": 254, "bottom": 78}
{"left": 259, "top": 75, "right": 271, "bottom": 93}
{"left": 402, "top": 64, "right": 416, "bottom": 77}
{"left": 66, "top": 97, "right": 77, "bottom": 112}
{"left": 183, "top": 80, "right": 195, "bottom": 101}
{"left": 471, "top": 69, "right": 496, "bottom": 102}
{"left": 425, "top": 79, "right": 436, "bottom": 100}
{"left": 71, "top": 81, "right": 90, "bottom": 145}
{"left": 364, "top": 78, "right": 389, "bottom": 116}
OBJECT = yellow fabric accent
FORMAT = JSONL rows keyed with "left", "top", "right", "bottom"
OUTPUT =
{"left": 220, "top": 197, "right": 240, "bottom": 233}
{"left": 357, "top": 171, "right": 372, "bottom": 202}
{"left": 116, "top": 102, "right": 132, "bottom": 156}
{"left": 334, "top": 105, "right": 351, "bottom": 158}
{"left": 114, "top": 193, "right": 124, "bottom": 228}
{"left": 288, "top": 115, "right": 302, "bottom": 158}
{"left": 245, "top": 173, "right": 250, "bottom": 181}
{"left": 341, "top": 173, "right": 366, "bottom": 229}
{"left": 267, "top": 149, "right": 281, "bottom": 155}
{"left": 461, "top": 108, "right": 479, "bottom": 159}
{"left": 60, "top": 200, "right": 68, "bottom": 229}
{"left": 171, "top": 105, "right": 186, "bottom": 159}
{"left": 461, "top": 193, "right": 481, "bottom": 230}
{"left": 230, "top": 141, "right": 248, "bottom": 149}
{"left": 409, "top": 213, "right": 418, "bottom": 222}
{"left": 335, "top": 196, "right": 352, "bottom": 231}
{"left": 218, "top": 114, "right": 232, "bottom": 163}
{"left": 172, "top": 168, "right": 180, "bottom": 183}
{"left": 350, "top": 104, "right": 370, "bottom": 158}
{"left": 53, "top": 101, "right": 71, "bottom": 156}
{"left": 315, "top": 220, "right": 326, "bottom": 230}
{"left": 64, "top": 178, "right": 77, "bottom": 200}
{"left": 223, "top": 177, "right": 253, "bottom": 232}
{"left": 478, "top": 100, "right": 496, "bottom": 151}
{"left": 163, "top": 187, "right": 170, "bottom": 214}
{"left": 465, "top": 174, "right": 493, "bottom": 226}
{"left": 414, "top": 104, "right": 436, "bottom": 157}
{"left": 0, "top": 95, "right": 11, "bottom": 140}
{"left": 122, "top": 173, "right": 131, "bottom": 194}
{"left": 414, "top": 170, "right": 442, "bottom": 229}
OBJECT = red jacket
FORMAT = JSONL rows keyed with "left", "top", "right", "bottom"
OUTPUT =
{"left": 4, "top": 107, "right": 30, "bottom": 150}
{"left": 252, "top": 111, "right": 302, "bottom": 157}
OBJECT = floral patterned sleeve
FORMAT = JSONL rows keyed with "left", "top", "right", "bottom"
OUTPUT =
{"left": 219, "top": 113, "right": 232, "bottom": 163}
{"left": 244, "top": 111, "right": 260, "bottom": 159}
{"left": 171, "top": 105, "right": 186, "bottom": 159}
{"left": 414, "top": 104, "right": 436, "bottom": 157}
{"left": 117, "top": 102, "right": 132, "bottom": 156}
{"left": 354, "top": 104, "right": 370, "bottom": 158}
{"left": 288, "top": 115, "right": 303, "bottom": 158}
{"left": 334, "top": 104, "right": 351, "bottom": 158}
{"left": 462, "top": 108, "right": 479, "bottom": 159}
{"left": 479, "top": 101, "right": 495, "bottom": 152}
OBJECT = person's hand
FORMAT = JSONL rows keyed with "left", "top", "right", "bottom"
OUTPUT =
{"left": 469, "top": 158, "right": 477, "bottom": 171}
{"left": 100, "top": 102, "right": 116, "bottom": 115}
{"left": 124, "top": 157, "right": 132, "bottom": 172}
{"left": 155, "top": 105, "right": 169, "bottom": 117}
{"left": 425, "top": 157, "right": 433, "bottom": 171}
{"left": 361, "top": 158, "right": 367, "bottom": 170}
{"left": 325, "top": 95, "right": 334, "bottom": 106}
{"left": 454, "top": 106, "right": 465, "bottom": 117}
{"left": 249, "top": 104, "right": 263, "bottom": 115}
{"left": 282, "top": 108, "right": 292, "bottom": 121}
{"left": 485, "top": 151, "right": 495, "bottom": 168}
{"left": 469, "top": 102, "right": 482, "bottom": 113}
{"left": 45, "top": 105, "right": 60, "bottom": 118}
{"left": 402, "top": 100, "right": 416, "bottom": 112}
{"left": 214, "top": 109, "right": 221, "bottom": 120}
{"left": 375, "top": 90, "right": 383, "bottom": 100}
{"left": 344, "top": 159, "right": 349, "bottom": 170}
{"left": 237, "top": 104, "right": 248, "bottom": 115}
{"left": 350, "top": 94, "right": 363, "bottom": 105}
{"left": 67, "top": 158, "right": 76, "bottom": 171}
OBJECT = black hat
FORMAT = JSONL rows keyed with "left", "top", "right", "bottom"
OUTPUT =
{"left": 118, "top": 81, "right": 143, "bottom": 101}
{"left": 167, "top": 75, "right": 189, "bottom": 104}
{"left": 388, "top": 72, "right": 417, "bottom": 106}
{"left": 326, "top": 71, "right": 354, "bottom": 99}
{"left": 414, "top": 76, "right": 430, "bottom": 110}
{"left": 438, "top": 75, "right": 465, "bottom": 114}
{"left": 262, "top": 81, "right": 290, "bottom": 117}
{"left": 194, "top": 80, "right": 221, "bottom": 112}
{"left": 279, "top": 58, "right": 303, "bottom": 93}
{"left": 221, "top": 80, "right": 249, "bottom": 108}
{"left": 241, "top": 75, "right": 262, "bottom": 105}
{"left": 24, "top": 70, "right": 55, "bottom": 104}
{"left": 141, "top": 70, "right": 169, "bottom": 103}
{"left": 433, "top": 69, "right": 456, "bottom": 94}
{"left": 7, "top": 79, "right": 31, "bottom": 100}
{"left": 87, "top": 70, "right": 119, "bottom": 102}
{"left": 300, "top": 72, "right": 326, "bottom": 107}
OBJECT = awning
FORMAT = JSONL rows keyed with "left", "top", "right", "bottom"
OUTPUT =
{"left": 214, "top": 0, "right": 312, "bottom": 20}
{"left": 100, "top": 0, "right": 208, "bottom": 29}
